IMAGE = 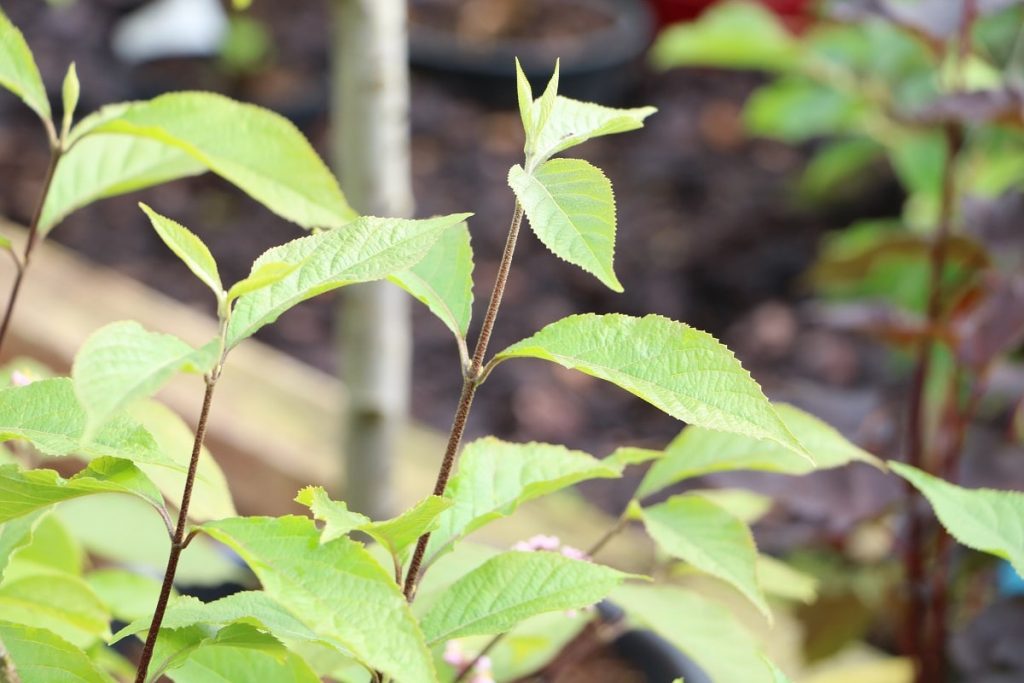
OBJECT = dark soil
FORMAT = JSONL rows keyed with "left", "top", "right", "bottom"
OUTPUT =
{"left": 0, "top": 0, "right": 910, "bottom": 527}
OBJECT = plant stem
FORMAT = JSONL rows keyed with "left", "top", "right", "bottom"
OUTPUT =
{"left": 0, "top": 147, "right": 62, "bottom": 357}
{"left": 403, "top": 201, "right": 525, "bottom": 600}
{"left": 901, "top": 124, "right": 962, "bottom": 683}
{"left": 134, "top": 377, "right": 218, "bottom": 683}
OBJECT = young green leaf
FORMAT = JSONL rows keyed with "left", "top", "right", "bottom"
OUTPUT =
{"left": 226, "top": 262, "right": 298, "bottom": 304}
{"left": 295, "top": 486, "right": 370, "bottom": 544}
{"left": 420, "top": 550, "right": 631, "bottom": 644}
{"left": 0, "top": 8, "right": 51, "bottom": 124}
{"left": 514, "top": 58, "right": 535, "bottom": 142}
{"left": 640, "top": 494, "right": 769, "bottom": 619}
{"left": 0, "top": 378, "right": 176, "bottom": 468}
{"left": 226, "top": 213, "right": 471, "bottom": 346}
{"left": 139, "top": 204, "right": 223, "bottom": 300}
{"left": 0, "top": 457, "right": 165, "bottom": 525}
{"left": 113, "top": 592, "right": 318, "bottom": 645}
{"left": 389, "top": 221, "right": 474, "bottom": 342}
{"left": 613, "top": 584, "right": 775, "bottom": 683}
{"left": 495, "top": 314, "right": 806, "bottom": 456}
{"left": 638, "top": 403, "right": 880, "bottom": 499}
{"left": 425, "top": 437, "right": 622, "bottom": 562}
{"left": 61, "top": 62, "right": 79, "bottom": 141}
{"left": 0, "top": 574, "right": 111, "bottom": 647}
{"left": 202, "top": 515, "right": 436, "bottom": 683}
{"left": 72, "top": 321, "right": 219, "bottom": 433}
{"left": 650, "top": 0, "right": 799, "bottom": 72}
{"left": 892, "top": 462, "right": 1024, "bottom": 576}
{"left": 530, "top": 97, "right": 656, "bottom": 164}
{"left": 3, "top": 512, "right": 82, "bottom": 579}
{"left": 69, "top": 92, "right": 355, "bottom": 229}
{"left": 533, "top": 59, "right": 560, "bottom": 145}
{"left": 0, "top": 621, "right": 114, "bottom": 683}
{"left": 361, "top": 495, "right": 452, "bottom": 559}
{"left": 40, "top": 134, "right": 206, "bottom": 234}
{"left": 509, "top": 159, "right": 621, "bottom": 292}
{"left": 0, "top": 232, "right": 12, "bottom": 252}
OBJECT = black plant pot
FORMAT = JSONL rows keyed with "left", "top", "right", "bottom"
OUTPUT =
{"left": 408, "top": 0, "right": 655, "bottom": 104}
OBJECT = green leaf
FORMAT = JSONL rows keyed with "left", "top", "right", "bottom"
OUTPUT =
{"left": 604, "top": 446, "right": 663, "bottom": 469}
{"left": 650, "top": 0, "right": 798, "bottom": 72}
{"left": 0, "top": 620, "right": 114, "bottom": 683}
{"left": 4, "top": 512, "right": 82, "bottom": 579}
{"left": 0, "top": 232, "right": 11, "bottom": 251}
{"left": 614, "top": 584, "right": 775, "bottom": 683}
{"left": 0, "top": 574, "right": 111, "bottom": 647}
{"left": 0, "top": 457, "right": 165, "bottom": 525}
{"left": 389, "top": 221, "right": 474, "bottom": 340}
{"left": 57, "top": 496, "right": 240, "bottom": 587}
{"left": 61, "top": 62, "right": 79, "bottom": 140}
{"left": 361, "top": 495, "right": 452, "bottom": 559}
{"left": 530, "top": 96, "right": 655, "bottom": 165}
{"left": 425, "top": 437, "right": 622, "bottom": 562}
{"left": 295, "top": 486, "right": 369, "bottom": 544}
{"left": 745, "top": 78, "right": 865, "bottom": 143}
{"left": 0, "top": 378, "right": 175, "bottom": 468}
{"left": 72, "top": 321, "right": 218, "bottom": 433}
{"left": 420, "top": 551, "right": 631, "bottom": 644}
{"left": 40, "top": 135, "right": 205, "bottom": 234}
{"left": 756, "top": 555, "right": 817, "bottom": 604}
{"left": 167, "top": 636, "right": 320, "bottom": 683}
{"left": 690, "top": 488, "right": 773, "bottom": 523}
{"left": 226, "top": 213, "right": 471, "bottom": 346}
{"left": 86, "top": 569, "right": 165, "bottom": 623}
{"left": 225, "top": 262, "right": 298, "bottom": 304}
{"left": 0, "top": 8, "right": 50, "bottom": 123}
{"left": 202, "top": 515, "right": 435, "bottom": 683}
{"left": 496, "top": 314, "right": 805, "bottom": 456}
{"left": 509, "top": 159, "right": 621, "bottom": 291}
{"left": 130, "top": 400, "right": 236, "bottom": 522}
{"left": 892, "top": 462, "right": 1024, "bottom": 576}
{"left": 640, "top": 494, "right": 769, "bottom": 619}
{"left": 139, "top": 204, "right": 222, "bottom": 299}
{"left": 69, "top": 92, "right": 355, "bottom": 229}
{"left": 0, "top": 512, "right": 44, "bottom": 580}
{"left": 113, "top": 591, "right": 318, "bottom": 645}
{"left": 638, "top": 403, "right": 880, "bottom": 499}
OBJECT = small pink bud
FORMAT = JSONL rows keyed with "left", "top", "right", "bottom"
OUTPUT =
{"left": 560, "top": 545, "right": 589, "bottom": 561}
{"left": 443, "top": 641, "right": 466, "bottom": 667}
{"left": 475, "top": 656, "right": 492, "bottom": 672}
{"left": 10, "top": 370, "right": 31, "bottom": 387}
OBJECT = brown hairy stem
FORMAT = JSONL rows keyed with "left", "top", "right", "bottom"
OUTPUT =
{"left": 134, "top": 377, "right": 217, "bottom": 683}
{"left": 0, "top": 147, "right": 62, "bottom": 357}
{"left": 403, "top": 202, "right": 524, "bottom": 600}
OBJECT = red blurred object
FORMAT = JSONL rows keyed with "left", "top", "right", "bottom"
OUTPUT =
{"left": 649, "top": 0, "right": 814, "bottom": 32}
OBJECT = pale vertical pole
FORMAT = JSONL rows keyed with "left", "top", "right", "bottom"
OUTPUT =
{"left": 330, "top": 0, "right": 414, "bottom": 519}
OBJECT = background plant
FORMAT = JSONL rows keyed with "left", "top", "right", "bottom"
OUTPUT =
{"left": 654, "top": 1, "right": 1024, "bottom": 680}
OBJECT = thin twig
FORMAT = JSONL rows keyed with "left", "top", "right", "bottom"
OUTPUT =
{"left": 0, "top": 147, "right": 62, "bottom": 357}
{"left": 134, "top": 377, "right": 218, "bottom": 683}
{"left": 402, "top": 202, "right": 525, "bottom": 600}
